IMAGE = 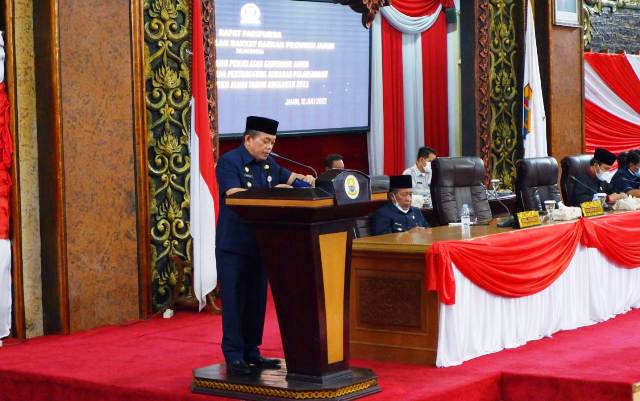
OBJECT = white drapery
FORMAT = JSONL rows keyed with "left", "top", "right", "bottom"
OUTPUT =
{"left": 446, "top": 0, "right": 460, "bottom": 156}
{"left": 437, "top": 245, "right": 640, "bottom": 367}
{"left": 368, "top": 6, "right": 444, "bottom": 174}
{"left": 401, "top": 33, "right": 424, "bottom": 168}
{"left": 0, "top": 240, "right": 11, "bottom": 338}
{"left": 379, "top": 5, "right": 441, "bottom": 34}
{"left": 625, "top": 54, "right": 640, "bottom": 82}
{"left": 368, "top": 15, "right": 385, "bottom": 175}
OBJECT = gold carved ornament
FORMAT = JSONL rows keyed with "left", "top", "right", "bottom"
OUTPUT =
{"left": 193, "top": 378, "right": 378, "bottom": 399}
{"left": 144, "top": 0, "right": 194, "bottom": 310}
{"left": 488, "top": 0, "right": 519, "bottom": 189}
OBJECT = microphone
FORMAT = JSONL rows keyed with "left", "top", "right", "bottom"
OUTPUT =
{"left": 619, "top": 176, "right": 640, "bottom": 184}
{"left": 483, "top": 182, "right": 514, "bottom": 227}
{"left": 570, "top": 175, "right": 612, "bottom": 209}
{"left": 493, "top": 190, "right": 513, "bottom": 217}
{"left": 270, "top": 151, "right": 318, "bottom": 178}
{"left": 570, "top": 175, "right": 597, "bottom": 195}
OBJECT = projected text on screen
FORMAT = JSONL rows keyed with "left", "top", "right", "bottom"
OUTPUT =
{"left": 215, "top": 0, "right": 370, "bottom": 136}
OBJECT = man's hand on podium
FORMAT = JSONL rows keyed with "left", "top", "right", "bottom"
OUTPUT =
{"left": 275, "top": 184, "right": 293, "bottom": 188}
{"left": 300, "top": 174, "right": 316, "bottom": 186}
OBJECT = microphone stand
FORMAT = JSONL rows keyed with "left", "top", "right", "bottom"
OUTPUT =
{"left": 270, "top": 151, "right": 318, "bottom": 178}
{"left": 488, "top": 180, "right": 514, "bottom": 228}
{"left": 570, "top": 175, "right": 597, "bottom": 196}
{"left": 570, "top": 175, "right": 611, "bottom": 210}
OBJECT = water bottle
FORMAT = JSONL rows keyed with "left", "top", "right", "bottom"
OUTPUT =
{"left": 534, "top": 190, "right": 543, "bottom": 212}
{"left": 460, "top": 203, "right": 471, "bottom": 230}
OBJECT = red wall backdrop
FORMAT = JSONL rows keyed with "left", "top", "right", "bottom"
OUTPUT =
{"left": 219, "top": 133, "right": 370, "bottom": 176}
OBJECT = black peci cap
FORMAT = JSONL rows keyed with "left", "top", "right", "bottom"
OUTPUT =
{"left": 246, "top": 116, "right": 279, "bottom": 135}
{"left": 594, "top": 148, "right": 616, "bottom": 165}
{"left": 389, "top": 175, "right": 413, "bottom": 190}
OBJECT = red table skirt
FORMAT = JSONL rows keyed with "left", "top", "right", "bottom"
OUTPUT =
{"left": 426, "top": 211, "right": 640, "bottom": 305}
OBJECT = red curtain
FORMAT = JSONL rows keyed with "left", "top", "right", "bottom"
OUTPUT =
{"left": 585, "top": 53, "right": 640, "bottom": 115}
{"left": 381, "top": 17, "right": 405, "bottom": 175}
{"left": 421, "top": 12, "right": 449, "bottom": 156}
{"left": 584, "top": 100, "right": 640, "bottom": 154}
{"left": 426, "top": 221, "right": 583, "bottom": 305}
{"left": 390, "top": 0, "right": 443, "bottom": 16}
{"left": 581, "top": 211, "right": 640, "bottom": 268}
{"left": 0, "top": 82, "right": 12, "bottom": 240}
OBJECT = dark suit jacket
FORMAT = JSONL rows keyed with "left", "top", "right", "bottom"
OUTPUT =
{"left": 371, "top": 202, "right": 428, "bottom": 236}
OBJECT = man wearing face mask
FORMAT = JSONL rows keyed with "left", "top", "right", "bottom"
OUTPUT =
{"left": 371, "top": 175, "right": 429, "bottom": 235}
{"left": 216, "top": 116, "right": 315, "bottom": 376}
{"left": 403, "top": 147, "right": 437, "bottom": 208}
{"left": 611, "top": 150, "right": 640, "bottom": 197}
{"left": 570, "top": 148, "right": 626, "bottom": 206}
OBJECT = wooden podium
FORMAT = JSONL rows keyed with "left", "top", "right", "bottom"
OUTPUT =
{"left": 192, "top": 171, "right": 384, "bottom": 401}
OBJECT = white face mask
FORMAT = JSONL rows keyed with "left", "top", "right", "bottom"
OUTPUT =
{"left": 596, "top": 170, "right": 614, "bottom": 183}
{"left": 424, "top": 162, "right": 432, "bottom": 174}
{"left": 391, "top": 193, "right": 410, "bottom": 213}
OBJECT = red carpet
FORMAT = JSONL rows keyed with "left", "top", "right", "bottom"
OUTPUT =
{"left": 1, "top": 294, "right": 639, "bottom": 401}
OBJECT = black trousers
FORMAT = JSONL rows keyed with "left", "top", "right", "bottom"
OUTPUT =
{"left": 216, "top": 248, "right": 268, "bottom": 362}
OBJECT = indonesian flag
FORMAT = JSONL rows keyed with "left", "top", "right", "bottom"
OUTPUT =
{"left": 522, "top": 0, "right": 547, "bottom": 158}
{"left": 190, "top": 0, "right": 218, "bottom": 311}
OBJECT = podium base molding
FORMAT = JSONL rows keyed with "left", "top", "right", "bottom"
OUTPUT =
{"left": 192, "top": 359, "right": 380, "bottom": 401}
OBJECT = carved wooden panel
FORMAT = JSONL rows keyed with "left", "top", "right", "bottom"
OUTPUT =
{"left": 477, "top": 0, "right": 492, "bottom": 183}
{"left": 357, "top": 275, "right": 423, "bottom": 329}
{"left": 488, "top": 0, "right": 520, "bottom": 188}
{"left": 144, "top": 0, "right": 192, "bottom": 310}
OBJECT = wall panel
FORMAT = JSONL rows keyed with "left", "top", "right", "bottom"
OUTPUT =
{"left": 34, "top": 0, "right": 140, "bottom": 333}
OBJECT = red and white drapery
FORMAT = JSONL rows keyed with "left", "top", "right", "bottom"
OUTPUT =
{"left": 584, "top": 52, "right": 640, "bottom": 154}
{"left": 427, "top": 212, "right": 640, "bottom": 305}
{"left": 425, "top": 212, "right": 640, "bottom": 366}
{"left": 369, "top": 0, "right": 453, "bottom": 175}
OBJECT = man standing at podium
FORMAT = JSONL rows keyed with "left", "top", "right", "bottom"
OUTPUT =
{"left": 215, "top": 116, "right": 315, "bottom": 375}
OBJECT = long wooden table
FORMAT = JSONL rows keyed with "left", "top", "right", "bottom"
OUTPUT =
{"left": 349, "top": 220, "right": 518, "bottom": 365}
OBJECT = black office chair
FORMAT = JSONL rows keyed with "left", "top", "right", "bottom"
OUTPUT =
{"left": 353, "top": 217, "right": 372, "bottom": 238}
{"left": 560, "top": 155, "right": 593, "bottom": 206}
{"left": 515, "top": 157, "right": 562, "bottom": 212}
{"left": 431, "top": 157, "right": 492, "bottom": 225}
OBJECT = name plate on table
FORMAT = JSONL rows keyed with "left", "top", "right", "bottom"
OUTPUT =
{"left": 580, "top": 201, "right": 604, "bottom": 217}
{"left": 516, "top": 210, "right": 541, "bottom": 228}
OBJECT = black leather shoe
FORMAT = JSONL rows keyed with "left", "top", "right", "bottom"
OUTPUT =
{"left": 227, "top": 359, "right": 252, "bottom": 376}
{"left": 246, "top": 356, "right": 281, "bottom": 369}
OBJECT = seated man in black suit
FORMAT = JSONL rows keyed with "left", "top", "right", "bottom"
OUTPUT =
{"left": 570, "top": 148, "right": 626, "bottom": 205}
{"left": 371, "top": 175, "right": 429, "bottom": 235}
{"left": 611, "top": 150, "right": 640, "bottom": 197}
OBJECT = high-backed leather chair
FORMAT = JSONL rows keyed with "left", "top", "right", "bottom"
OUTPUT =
{"left": 560, "top": 154, "right": 593, "bottom": 206}
{"left": 431, "top": 157, "right": 492, "bottom": 225}
{"left": 515, "top": 157, "right": 562, "bottom": 212}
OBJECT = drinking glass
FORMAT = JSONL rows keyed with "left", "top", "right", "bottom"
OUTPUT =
{"left": 596, "top": 193, "right": 608, "bottom": 211}
{"left": 490, "top": 179, "right": 500, "bottom": 199}
{"left": 544, "top": 200, "right": 556, "bottom": 223}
